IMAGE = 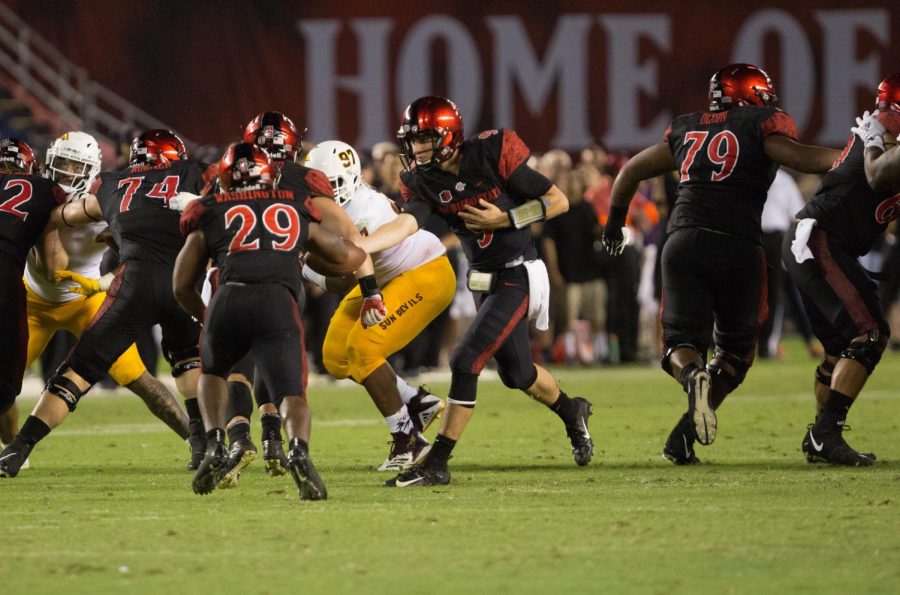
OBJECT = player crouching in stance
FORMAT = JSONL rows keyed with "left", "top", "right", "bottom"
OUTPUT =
{"left": 175, "top": 143, "right": 366, "bottom": 500}
{"left": 357, "top": 96, "right": 594, "bottom": 487}
{"left": 784, "top": 73, "right": 900, "bottom": 466}
{"left": 602, "top": 64, "right": 839, "bottom": 464}
{"left": 304, "top": 140, "right": 453, "bottom": 472}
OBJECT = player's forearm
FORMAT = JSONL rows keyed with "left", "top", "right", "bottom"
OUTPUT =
{"left": 542, "top": 184, "right": 569, "bottom": 220}
{"left": 175, "top": 289, "right": 206, "bottom": 322}
{"left": 354, "top": 254, "right": 376, "bottom": 279}
{"left": 34, "top": 228, "right": 68, "bottom": 282}
{"left": 358, "top": 214, "right": 418, "bottom": 254}
{"left": 58, "top": 195, "right": 103, "bottom": 227}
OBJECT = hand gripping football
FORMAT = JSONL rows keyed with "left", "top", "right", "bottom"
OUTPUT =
{"left": 305, "top": 239, "right": 367, "bottom": 276}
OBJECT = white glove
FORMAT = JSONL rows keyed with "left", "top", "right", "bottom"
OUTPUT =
{"left": 168, "top": 191, "right": 201, "bottom": 212}
{"left": 851, "top": 110, "right": 886, "bottom": 151}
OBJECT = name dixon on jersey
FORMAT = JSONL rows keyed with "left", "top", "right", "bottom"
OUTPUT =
{"left": 377, "top": 292, "right": 424, "bottom": 330}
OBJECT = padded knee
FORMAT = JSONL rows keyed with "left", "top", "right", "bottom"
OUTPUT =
{"left": 45, "top": 374, "right": 87, "bottom": 412}
{"left": 815, "top": 359, "right": 835, "bottom": 386}
{"left": 706, "top": 350, "right": 749, "bottom": 408}
{"left": 497, "top": 363, "right": 538, "bottom": 391}
{"left": 447, "top": 372, "right": 478, "bottom": 408}
{"left": 165, "top": 346, "right": 201, "bottom": 378}
{"left": 840, "top": 329, "right": 887, "bottom": 374}
{"left": 346, "top": 344, "right": 386, "bottom": 383}
{"left": 660, "top": 343, "right": 701, "bottom": 378}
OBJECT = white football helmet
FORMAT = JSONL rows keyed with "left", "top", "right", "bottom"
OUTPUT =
{"left": 45, "top": 131, "right": 102, "bottom": 196}
{"left": 304, "top": 140, "right": 361, "bottom": 206}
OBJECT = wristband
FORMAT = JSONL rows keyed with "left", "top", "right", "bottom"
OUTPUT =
{"left": 358, "top": 274, "right": 381, "bottom": 297}
{"left": 607, "top": 205, "right": 628, "bottom": 229}
{"left": 508, "top": 198, "right": 550, "bottom": 229}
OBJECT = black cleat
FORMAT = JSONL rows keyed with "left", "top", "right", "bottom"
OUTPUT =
{"left": 384, "top": 459, "right": 451, "bottom": 487}
{"left": 564, "top": 397, "right": 594, "bottom": 466}
{"left": 262, "top": 431, "right": 289, "bottom": 477}
{"left": 407, "top": 386, "right": 445, "bottom": 433}
{"left": 288, "top": 445, "right": 327, "bottom": 501}
{"left": 192, "top": 441, "right": 229, "bottom": 495}
{"left": 186, "top": 419, "right": 206, "bottom": 471}
{"left": 663, "top": 414, "right": 700, "bottom": 465}
{"left": 687, "top": 368, "right": 716, "bottom": 445}
{"left": 217, "top": 435, "right": 258, "bottom": 489}
{"left": 802, "top": 424, "right": 875, "bottom": 467}
{"left": 0, "top": 442, "right": 31, "bottom": 478}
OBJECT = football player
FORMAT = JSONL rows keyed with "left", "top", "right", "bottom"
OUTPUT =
{"left": 174, "top": 142, "right": 365, "bottom": 500}
{"left": 0, "top": 132, "right": 190, "bottom": 457}
{"left": 780, "top": 73, "right": 900, "bottom": 466}
{"left": 357, "top": 96, "right": 595, "bottom": 487}
{"left": 0, "top": 130, "right": 214, "bottom": 478}
{"left": 0, "top": 138, "right": 67, "bottom": 447}
{"left": 601, "top": 63, "right": 840, "bottom": 464}
{"left": 304, "top": 140, "right": 454, "bottom": 472}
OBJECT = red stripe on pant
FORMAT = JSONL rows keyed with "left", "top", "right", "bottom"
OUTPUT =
{"left": 83, "top": 262, "right": 127, "bottom": 333}
{"left": 809, "top": 229, "right": 877, "bottom": 332}
{"left": 471, "top": 296, "right": 529, "bottom": 374}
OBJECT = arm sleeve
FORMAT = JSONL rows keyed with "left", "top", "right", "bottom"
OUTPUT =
{"left": 761, "top": 111, "right": 799, "bottom": 140}
{"left": 876, "top": 110, "right": 900, "bottom": 137}
{"left": 305, "top": 169, "right": 334, "bottom": 199}
{"left": 399, "top": 177, "right": 434, "bottom": 227}
{"left": 498, "top": 129, "right": 531, "bottom": 180}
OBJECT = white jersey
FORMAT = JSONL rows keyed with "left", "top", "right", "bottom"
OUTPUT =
{"left": 24, "top": 220, "right": 109, "bottom": 303}
{"left": 344, "top": 183, "right": 445, "bottom": 284}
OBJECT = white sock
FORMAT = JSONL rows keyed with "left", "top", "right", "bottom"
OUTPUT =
{"left": 384, "top": 405, "right": 414, "bottom": 434}
{"left": 395, "top": 376, "right": 419, "bottom": 404}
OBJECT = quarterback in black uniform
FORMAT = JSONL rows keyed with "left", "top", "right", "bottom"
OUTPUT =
{"left": 358, "top": 96, "right": 594, "bottom": 487}
{"left": 0, "top": 139, "right": 67, "bottom": 433}
{"left": 782, "top": 73, "right": 900, "bottom": 466}
{"left": 0, "top": 130, "right": 214, "bottom": 478}
{"left": 602, "top": 64, "right": 840, "bottom": 465}
{"left": 174, "top": 142, "right": 364, "bottom": 499}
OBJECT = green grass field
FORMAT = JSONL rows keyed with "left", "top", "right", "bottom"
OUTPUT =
{"left": 3, "top": 340, "right": 899, "bottom": 594}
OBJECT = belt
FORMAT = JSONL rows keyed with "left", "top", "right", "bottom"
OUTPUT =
{"left": 473, "top": 255, "right": 525, "bottom": 274}
{"left": 224, "top": 281, "right": 248, "bottom": 287}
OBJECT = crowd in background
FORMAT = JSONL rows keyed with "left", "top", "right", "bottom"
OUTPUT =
{"left": 28, "top": 136, "right": 900, "bottom": 384}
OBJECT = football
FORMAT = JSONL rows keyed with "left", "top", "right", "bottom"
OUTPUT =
{"left": 305, "top": 239, "right": 367, "bottom": 276}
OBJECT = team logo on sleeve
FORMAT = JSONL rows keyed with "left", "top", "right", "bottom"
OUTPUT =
{"left": 439, "top": 190, "right": 453, "bottom": 203}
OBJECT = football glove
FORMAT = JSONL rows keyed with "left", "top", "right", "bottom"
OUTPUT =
{"left": 851, "top": 110, "right": 886, "bottom": 151}
{"left": 168, "top": 191, "right": 201, "bottom": 212}
{"left": 601, "top": 205, "right": 630, "bottom": 256}
{"left": 55, "top": 270, "right": 114, "bottom": 296}
{"left": 358, "top": 274, "right": 386, "bottom": 328}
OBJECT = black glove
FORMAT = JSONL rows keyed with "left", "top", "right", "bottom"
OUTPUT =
{"left": 601, "top": 206, "right": 629, "bottom": 256}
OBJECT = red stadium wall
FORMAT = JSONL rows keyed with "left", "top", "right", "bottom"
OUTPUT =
{"left": 7, "top": 1, "right": 898, "bottom": 151}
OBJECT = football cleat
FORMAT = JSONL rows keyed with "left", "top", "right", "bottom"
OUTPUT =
{"left": 191, "top": 440, "right": 229, "bottom": 495}
{"left": 186, "top": 419, "right": 206, "bottom": 471}
{"left": 802, "top": 424, "right": 875, "bottom": 467}
{"left": 407, "top": 386, "right": 445, "bottom": 433}
{"left": 262, "top": 431, "right": 289, "bottom": 477}
{"left": 384, "top": 459, "right": 451, "bottom": 487}
{"left": 564, "top": 397, "right": 594, "bottom": 466}
{"left": 687, "top": 368, "right": 716, "bottom": 446}
{"left": 377, "top": 431, "right": 431, "bottom": 472}
{"left": 217, "top": 434, "right": 258, "bottom": 489}
{"left": 0, "top": 442, "right": 32, "bottom": 478}
{"left": 663, "top": 414, "right": 700, "bottom": 465}
{"left": 288, "top": 444, "right": 328, "bottom": 501}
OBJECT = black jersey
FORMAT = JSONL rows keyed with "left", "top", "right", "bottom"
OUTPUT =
{"left": 92, "top": 159, "right": 211, "bottom": 266}
{"left": 665, "top": 106, "right": 798, "bottom": 244}
{"left": 797, "top": 111, "right": 900, "bottom": 257}
{"left": 0, "top": 174, "right": 66, "bottom": 272}
{"left": 180, "top": 187, "right": 322, "bottom": 296}
{"left": 400, "top": 129, "right": 551, "bottom": 271}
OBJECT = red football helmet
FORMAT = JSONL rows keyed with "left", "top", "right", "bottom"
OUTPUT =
{"left": 242, "top": 111, "right": 303, "bottom": 162}
{"left": 709, "top": 63, "right": 778, "bottom": 112}
{"left": 130, "top": 129, "right": 187, "bottom": 166}
{"left": 397, "top": 96, "right": 464, "bottom": 169}
{"left": 876, "top": 73, "right": 900, "bottom": 112}
{"left": 217, "top": 142, "right": 275, "bottom": 192}
{"left": 0, "top": 138, "right": 37, "bottom": 175}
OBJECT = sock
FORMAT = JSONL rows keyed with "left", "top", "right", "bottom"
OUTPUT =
{"left": 385, "top": 406, "right": 414, "bottom": 434}
{"left": 395, "top": 377, "right": 419, "bottom": 404}
{"left": 227, "top": 421, "right": 251, "bottom": 445}
{"left": 260, "top": 412, "right": 282, "bottom": 438}
{"left": 289, "top": 437, "right": 309, "bottom": 455}
{"left": 17, "top": 416, "right": 51, "bottom": 447}
{"left": 549, "top": 391, "right": 578, "bottom": 423}
{"left": 185, "top": 398, "right": 202, "bottom": 423}
{"left": 816, "top": 389, "right": 855, "bottom": 430}
{"left": 427, "top": 434, "right": 456, "bottom": 464}
{"left": 205, "top": 428, "right": 225, "bottom": 444}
